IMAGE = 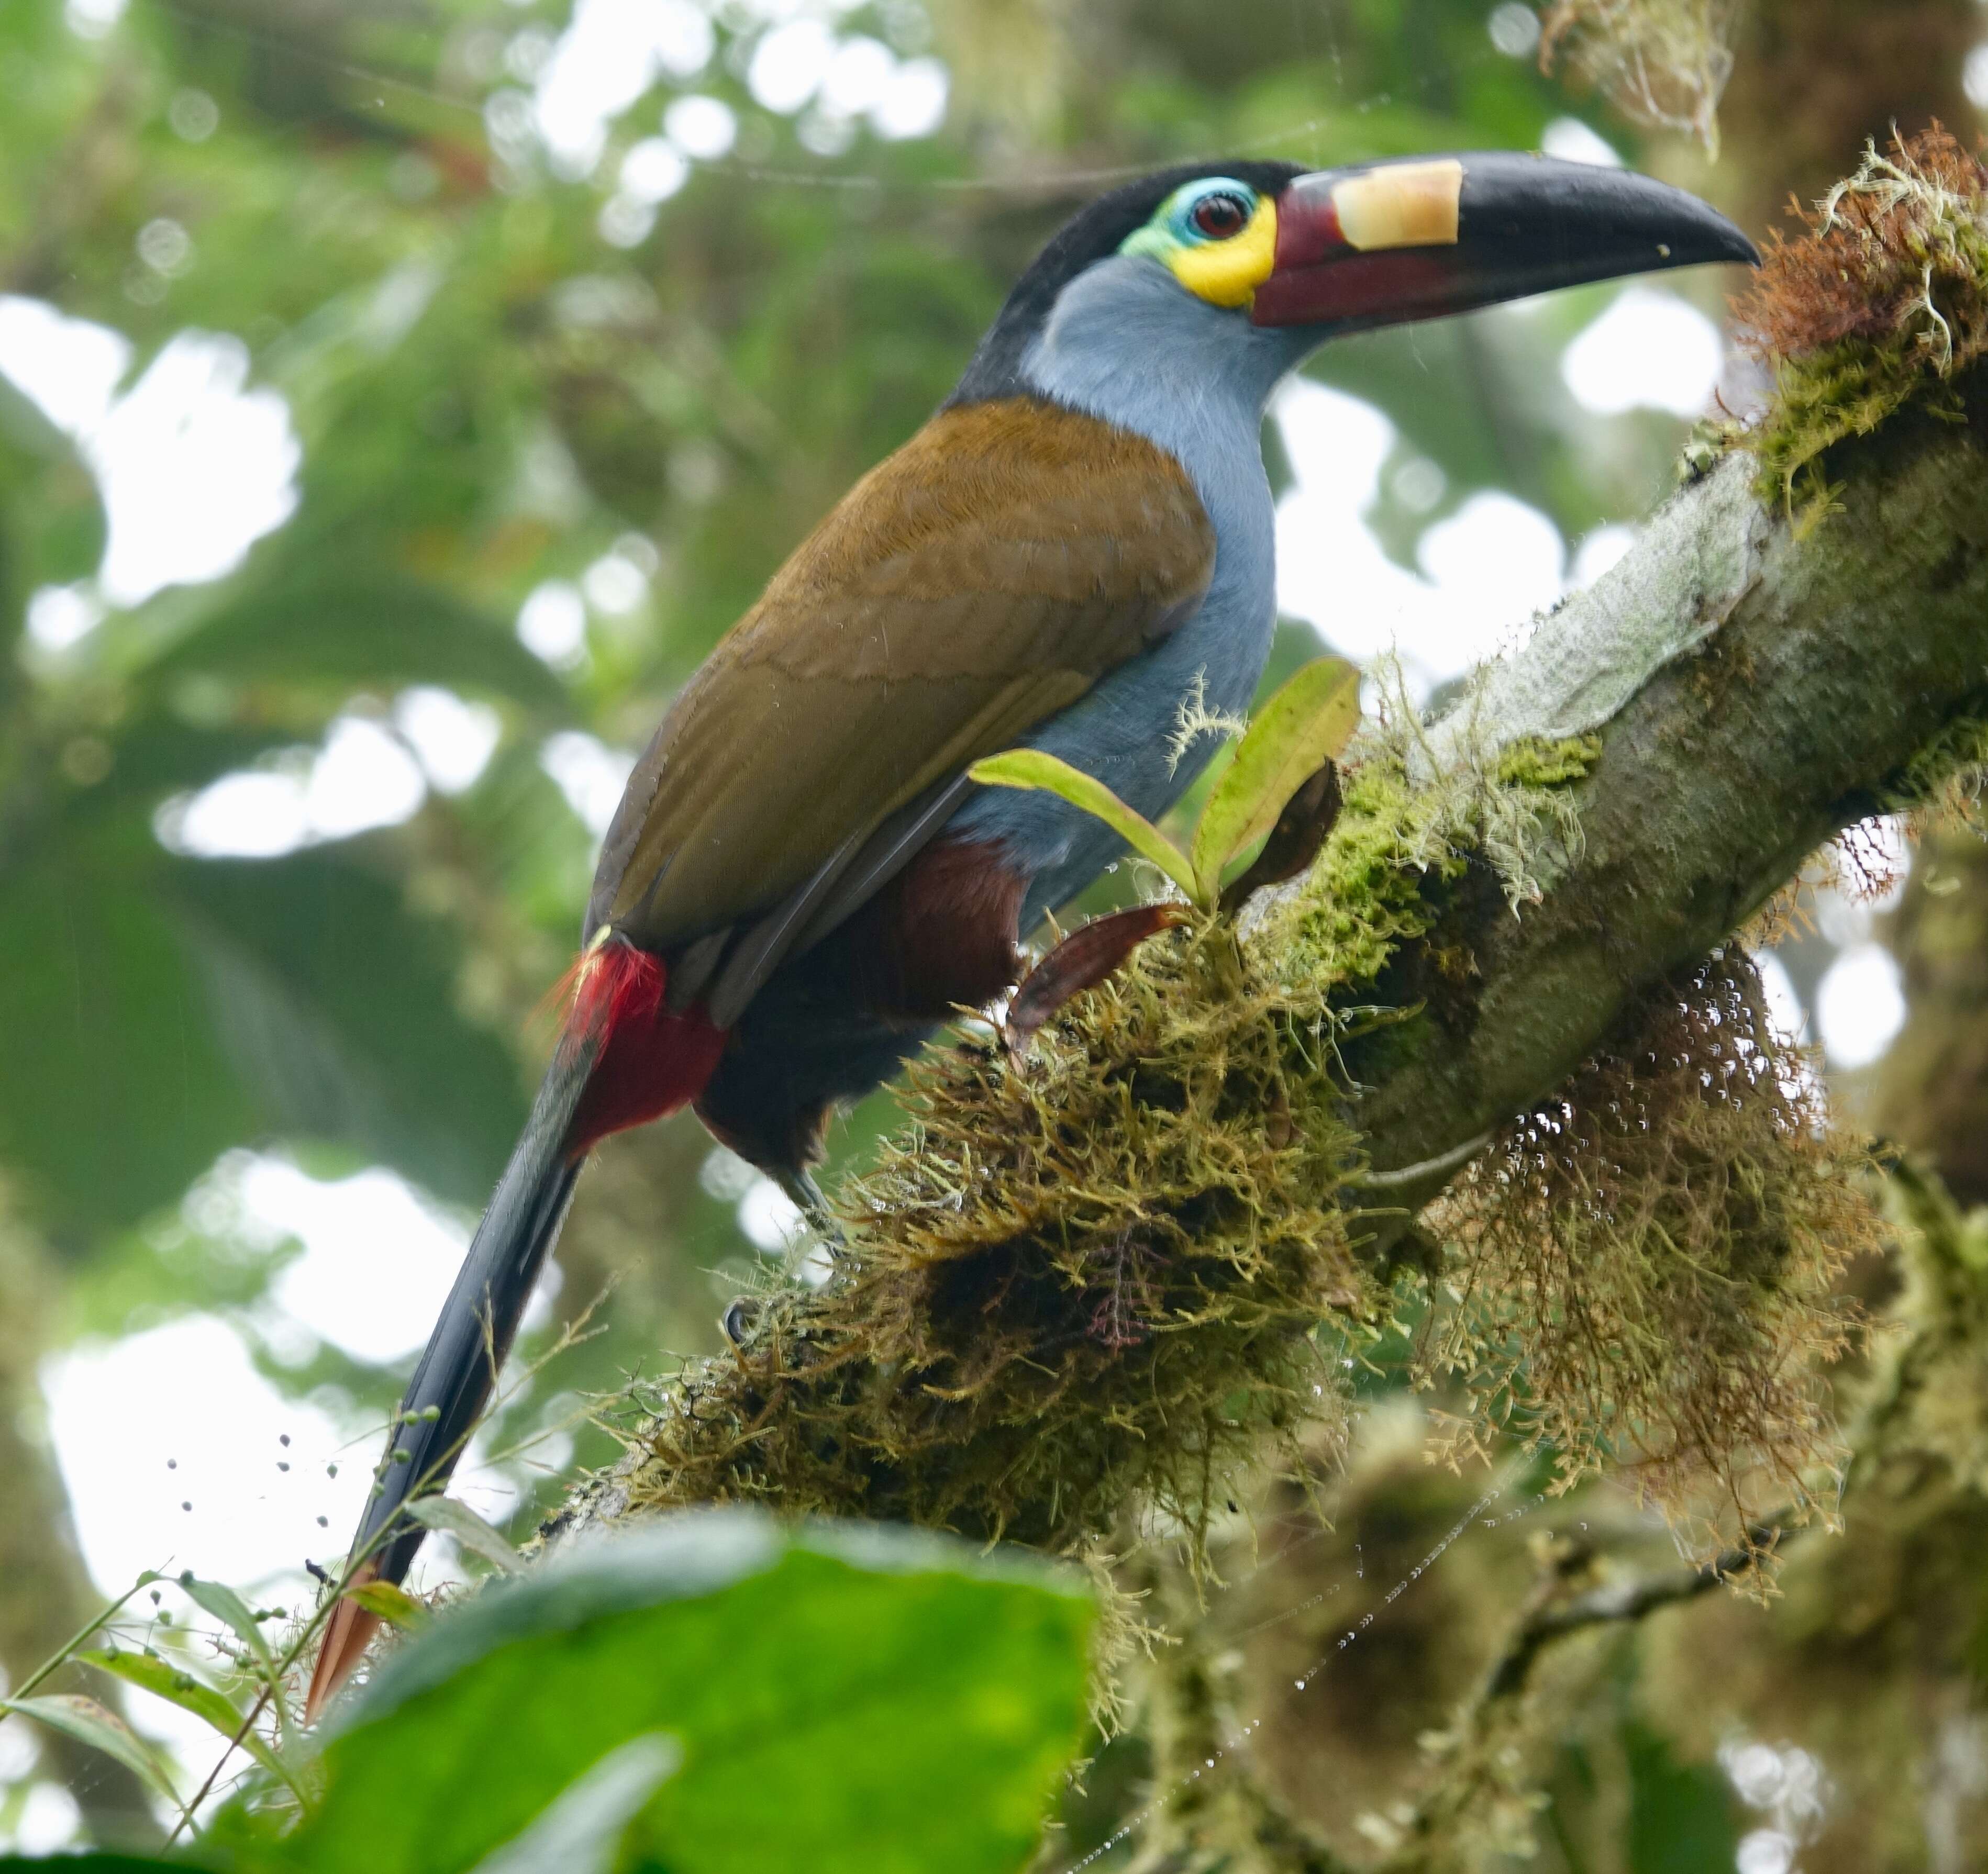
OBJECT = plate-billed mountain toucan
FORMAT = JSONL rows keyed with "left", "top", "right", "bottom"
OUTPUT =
{"left": 307, "top": 151, "right": 1754, "bottom": 1715}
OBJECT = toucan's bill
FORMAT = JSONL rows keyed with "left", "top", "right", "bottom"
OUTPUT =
{"left": 1250, "top": 151, "right": 1757, "bottom": 330}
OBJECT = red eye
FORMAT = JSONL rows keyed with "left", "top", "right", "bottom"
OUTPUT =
{"left": 1190, "top": 192, "right": 1251, "bottom": 240}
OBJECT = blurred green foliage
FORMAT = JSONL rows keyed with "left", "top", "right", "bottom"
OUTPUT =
{"left": 0, "top": 0, "right": 1746, "bottom": 1858}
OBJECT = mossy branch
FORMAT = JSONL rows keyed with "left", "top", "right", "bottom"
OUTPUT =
{"left": 553, "top": 127, "right": 1988, "bottom": 1626}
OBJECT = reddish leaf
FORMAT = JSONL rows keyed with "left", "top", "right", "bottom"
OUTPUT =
{"left": 1218, "top": 761, "right": 1343, "bottom": 914}
{"left": 1007, "top": 904, "right": 1188, "bottom": 1050}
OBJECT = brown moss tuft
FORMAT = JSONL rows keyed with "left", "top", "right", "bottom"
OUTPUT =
{"left": 607, "top": 918, "right": 1379, "bottom": 1563}
{"left": 1538, "top": 0, "right": 1739, "bottom": 152}
{"left": 1730, "top": 126, "right": 1988, "bottom": 521}
{"left": 1422, "top": 951, "right": 1877, "bottom": 1564}
{"left": 1635, "top": 1164, "right": 1988, "bottom": 1869}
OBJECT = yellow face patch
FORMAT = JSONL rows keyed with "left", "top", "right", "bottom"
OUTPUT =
{"left": 1166, "top": 195, "right": 1279, "bottom": 308}
{"left": 1331, "top": 159, "right": 1464, "bottom": 251}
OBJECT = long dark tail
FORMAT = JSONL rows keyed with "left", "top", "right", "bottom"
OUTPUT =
{"left": 304, "top": 1051, "right": 587, "bottom": 1720}
{"left": 305, "top": 939, "right": 727, "bottom": 1721}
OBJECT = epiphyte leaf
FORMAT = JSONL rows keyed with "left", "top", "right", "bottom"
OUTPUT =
{"left": 969, "top": 750, "right": 1201, "bottom": 906}
{"left": 1191, "top": 657, "right": 1360, "bottom": 900}
{"left": 406, "top": 1497, "right": 523, "bottom": 1575}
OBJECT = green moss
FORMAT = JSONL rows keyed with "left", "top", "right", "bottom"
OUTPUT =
{"left": 1271, "top": 755, "right": 1458, "bottom": 990}
{"left": 1748, "top": 344, "right": 1967, "bottom": 529}
{"left": 1268, "top": 712, "right": 1598, "bottom": 997}
{"left": 1890, "top": 713, "right": 1988, "bottom": 830}
{"left": 1495, "top": 733, "right": 1603, "bottom": 790}
{"left": 617, "top": 913, "right": 1375, "bottom": 1546}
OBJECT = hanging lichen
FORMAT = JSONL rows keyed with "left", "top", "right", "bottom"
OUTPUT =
{"left": 1537, "top": 0, "right": 1739, "bottom": 153}
{"left": 1420, "top": 951, "right": 1878, "bottom": 1567}
{"left": 1728, "top": 127, "right": 1988, "bottom": 523}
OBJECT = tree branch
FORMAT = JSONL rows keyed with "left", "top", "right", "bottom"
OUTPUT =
{"left": 526, "top": 198, "right": 1988, "bottom": 1844}
{"left": 1358, "top": 1527, "right": 1778, "bottom": 1872}
{"left": 559, "top": 373, "right": 1988, "bottom": 1564}
{"left": 1348, "top": 389, "right": 1988, "bottom": 1211}
{"left": 1478, "top": 1530, "right": 1780, "bottom": 1704}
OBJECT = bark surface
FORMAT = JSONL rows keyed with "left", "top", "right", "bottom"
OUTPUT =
{"left": 1351, "top": 396, "right": 1988, "bottom": 1202}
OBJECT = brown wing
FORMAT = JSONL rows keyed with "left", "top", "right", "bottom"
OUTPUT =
{"left": 590, "top": 396, "right": 1215, "bottom": 955}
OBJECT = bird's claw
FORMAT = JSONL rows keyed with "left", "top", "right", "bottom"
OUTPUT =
{"left": 773, "top": 1165, "right": 847, "bottom": 1252}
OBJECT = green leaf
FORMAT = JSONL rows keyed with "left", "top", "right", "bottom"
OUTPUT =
{"left": 143, "top": 575, "right": 571, "bottom": 715}
{"left": 175, "top": 1576, "right": 279, "bottom": 1679}
{"left": 0, "top": 838, "right": 526, "bottom": 1234}
{"left": 1191, "top": 658, "right": 1361, "bottom": 901}
{"left": 969, "top": 750, "right": 1202, "bottom": 907}
{"left": 406, "top": 1496, "right": 523, "bottom": 1574}
{"left": 1624, "top": 1720, "right": 1739, "bottom": 1874}
{"left": 161, "top": 850, "right": 529, "bottom": 1208}
{"left": 471, "top": 1735, "right": 680, "bottom": 1874}
{"left": 265, "top": 1512, "right": 1093, "bottom": 1874}
{"left": 82, "top": 1650, "right": 301, "bottom": 1802}
{"left": 174, "top": 1574, "right": 304, "bottom": 1761}
{"left": 0, "top": 375, "right": 107, "bottom": 603}
{"left": 343, "top": 1581, "right": 430, "bottom": 1630}
{"left": 0, "top": 401, "right": 105, "bottom": 632}
{"left": 0, "top": 850, "right": 258, "bottom": 1233}
{"left": 1, "top": 1694, "right": 181, "bottom": 1810}
{"left": 85, "top": 1648, "right": 243, "bottom": 1741}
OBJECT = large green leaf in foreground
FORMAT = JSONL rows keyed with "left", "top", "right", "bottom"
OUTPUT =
{"left": 275, "top": 1513, "right": 1091, "bottom": 1874}
{"left": 0, "top": 1860, "right": 187, "bottom": 1871}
